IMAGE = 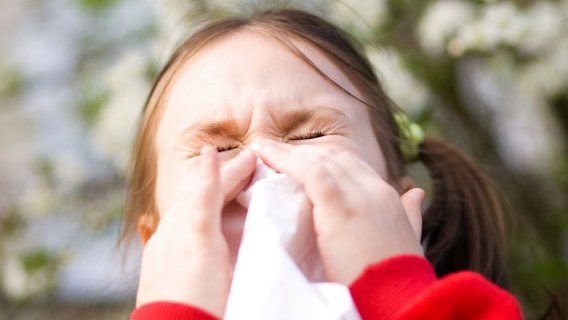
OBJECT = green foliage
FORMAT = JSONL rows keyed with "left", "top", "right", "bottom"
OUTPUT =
{"left": 21, "top": 249, "right": 55, "bottom": 274}
{"left": 76, "top": 0, "right": 121, "bottom": 13}
{"left": 0, "top": 208, "right": 25, "bottom": 239}
{"left": 0, "top": 66, "right": 25, "bottom": 98}
{"left": 78, "top": 89, "right": 111, "bottom": 126}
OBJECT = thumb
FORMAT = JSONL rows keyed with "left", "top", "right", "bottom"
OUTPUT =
{"left": 400, "top": 188, "right": 425, "bottom": 240}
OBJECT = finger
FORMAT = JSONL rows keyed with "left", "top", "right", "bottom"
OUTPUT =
{"left": 332, "top": 148, "right": 385, "bottom": 184}
{"left": 256, "top": 139, "right": 292, "bottom": 172}
{"left": 190, "top": 144, "right": 223, "bottom": 233}
{"left": 400, "top": 188, "right": 425, "bottom": 240}
{"left": 261, "top": 142, "right": 374, "bottom": 189}
{"left": 220, "top": 148, "right": 257, "bottom": 204}
{"left": 257, "top": 140, "right": 347, "bottom": 222}
{"left": 259, "top": 142, "right": 374, "bottom": 207}
{"left": 157, "top": 146, "right": 223, "bottom": 236}
{"left": 324, "top": 148, "right": 388, "bottom": 194}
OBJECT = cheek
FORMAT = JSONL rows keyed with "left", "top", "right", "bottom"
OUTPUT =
{"left": 350, "top": 115, "right": 389, "bottom": 179}
{"left": 353, "top": 133, "right": 389, "bottom": 179}
{"left": 155, "top": 154, "right": 188, "bottom": 218}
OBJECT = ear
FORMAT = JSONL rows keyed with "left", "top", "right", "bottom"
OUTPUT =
{"left": 397, "top": 176, "right": 424, "bottom": 240}
{"left": 397, "top": 175, "right": 417, "bottom": 193}
{"left": 137, "top": 213, "right": 158, "bottom": 247}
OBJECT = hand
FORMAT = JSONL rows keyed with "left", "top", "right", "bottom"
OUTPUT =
{"left": 135, "top": 145, "right": 257, "bottom": 317}
{"left": 257, "top": 140, "right": 425, "bottom": 285}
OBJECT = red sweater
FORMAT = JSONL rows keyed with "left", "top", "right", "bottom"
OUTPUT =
{"left": 131, "top": 255, "right": 522, "bottom": 320}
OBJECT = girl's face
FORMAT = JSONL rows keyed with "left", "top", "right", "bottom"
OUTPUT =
{"left": 154, "top": 31, "right": 389, "bottom": 259}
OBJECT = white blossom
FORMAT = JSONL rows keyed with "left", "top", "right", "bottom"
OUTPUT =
{"left": 459, "top": 58, "right": 562, "bottom": 174}
{"left": 449, "top": 2, "right": 527, "bottom": 56}
{"left": 328, "top": 0, "right": 387, "bottom": 37}
{"left": 19, "top": 178, "right": 55, "bottom": 218}
{"left": 446, "top": 1, "right": 567, "bottom": 57}
{"left": 496, "top": 93, "right": 560, "bottom": 174}
{"left": 366, "top": 48, "right": 430, "bottom": 115}
{"left": 206, "top": 0, "right": 249, "bottom": 13}
{"left": 150, "top": 0, "right": 200, "bottom": 63}
{"left": 2, "top": 254, "right": 29, "bottom": 300}
{"left": 519, "top": 36, "right": 568, "bottom": 98}
{"left": 483, "top": 2, "right": 526, "bottom": 45}
{"left": 91, "top": 50, "right": 150, "bottom": 172}
{"left": 1, "top": 250, "right": 56, "bottom": 301}
{"left": 519, "top": 2, "right": 564, "bottom": 54}
{"left": 52, "top": 152, "right": 88, "bottom": 193}
{"left": 0, "top": 109, "right": 37, "bottom": 215}
{"left": 417, "top": 0, "right": 475, "bottom": 56}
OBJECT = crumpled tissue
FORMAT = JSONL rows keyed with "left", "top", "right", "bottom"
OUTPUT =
{"left": 224, "top": 160, "right": 361, "bottom": 320}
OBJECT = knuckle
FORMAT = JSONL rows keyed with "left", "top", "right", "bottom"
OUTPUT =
{"left": 319, "top": 146, "right": 338, "bottom": 156}
{"left": 311, "top": 166, "right": 340, "bottom": 198}
{"left": 190, "top": 214, "right": 213, "bottom": 237}
{"left": 345, "top": 195, "right": 370, "bottom": 217}
{"left": 282, "top": 147, "right": 299, "bottom": 164}
{"left": 356, "top": 194, "right": 373, "bottom": 209}
{"left": 293, "top": 144, "right": 311, "bottom": 153}
{"left": 313, "top": 150, "right": 329, "bottom": 162}
{"left": 191, "top": 188, "right": 218, "bottom": 212}
{"left": 331, "top": 147, "right": 349, "bottom": 157}
{"left": 311, "top": 164, "right": 330, "bottom": 181}
{"left": 197, "top": 175, "right": 217, "bottom": 192}
{"left": 191, "top": 191, "right": 209, "bottom": 210}
{"left": 298, "top": 147, "right": 326, "bottom": 161}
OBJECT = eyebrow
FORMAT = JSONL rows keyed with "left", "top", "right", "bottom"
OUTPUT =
{"left": 271, "top": 106, "right": 349, "bottom": 135}
{"left": 177, "top": 106, "right": 350, "bottom": 145}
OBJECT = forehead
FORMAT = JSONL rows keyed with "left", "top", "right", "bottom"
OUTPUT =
{"left": 156, "top": 30, "right": 367, "bottom": 146}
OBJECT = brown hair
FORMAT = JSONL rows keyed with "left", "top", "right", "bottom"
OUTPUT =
{"left": 119, "top": 9, "right": 509, "bottom": 288}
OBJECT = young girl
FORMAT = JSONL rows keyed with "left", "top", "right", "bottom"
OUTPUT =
{"left": 122, "top": 9, "right": 522, "bottom": 320}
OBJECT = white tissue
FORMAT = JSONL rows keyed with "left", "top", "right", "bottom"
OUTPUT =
{"left": 224, "top": 160, "right": 361, "bottom": 320}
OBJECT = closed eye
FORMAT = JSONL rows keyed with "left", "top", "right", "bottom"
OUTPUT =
{"left": 186, "top": 131, "right": 325, "bottom": 158}
{"left": 215, "top": 143, "right": 240, "bottom": 152}
{"left": 182, "top": 146, "right": 238, "bottom": 159}
{"left": 209, "top": 130, "right": 326, "bottom": 154}
{"left": 288, "top": 130, "right": 325, "bottom": 141}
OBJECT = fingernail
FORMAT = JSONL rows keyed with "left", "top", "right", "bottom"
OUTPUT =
{"left": 415, "top": 188, "right": 425, "bottom": 202}
{"left": 248, "top": 141, "right": 261, "bottom": 155}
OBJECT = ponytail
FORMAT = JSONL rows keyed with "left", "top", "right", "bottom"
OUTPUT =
{"left": 418, "top": 137, "right": 509, "bottom": 288}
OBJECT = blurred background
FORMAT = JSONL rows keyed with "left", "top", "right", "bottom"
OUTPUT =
{"left": 0, "top": 0, "right": 566, "bottom": 319}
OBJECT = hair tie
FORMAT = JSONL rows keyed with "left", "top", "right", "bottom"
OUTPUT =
{"left": 393, "top": 111, "right": 424, "bottom": 163}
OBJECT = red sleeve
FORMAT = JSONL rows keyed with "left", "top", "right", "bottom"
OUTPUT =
{"left": 130, "top": 301, "right": 219, "bottom": 320}
{"left": 131, "top": 255, "right": 522, "bottom": 320}
{"left": 348, "top": 254, "right": 523, "bottom": 320}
